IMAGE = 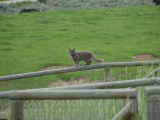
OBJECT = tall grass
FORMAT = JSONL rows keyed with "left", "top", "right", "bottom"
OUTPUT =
{"left": 1, "top": 99, "right": 124, "bottom": 120}
{"left": 23, "top": 99, "right": 123, "bottom": 120}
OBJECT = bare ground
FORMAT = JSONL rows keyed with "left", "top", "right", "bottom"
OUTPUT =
{"left": 41, "top": 64, "right": 101, "bottom": 87}
{"left": 132, "top": 54, "right": 157, "bottom": 61}
{"left": 44, "top": 65, "right": 72, "bottom": 70}
{"left": 49, "top": 78, "right": 104, "bottom": 87}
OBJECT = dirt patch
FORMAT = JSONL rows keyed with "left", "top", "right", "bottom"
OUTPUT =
{"left": 49, "top": 78, "right": 85, "bottom": 87}
{"left": 132, "top": 54, "right": 157, "bottom": 61}
{"left": 44, "top": 65, "right": 72, "bottom": 70}
{"left": 49, "top": 78, "right": 103, "bottom": 87}
{"left": 43, "top": 65, "right": 102, "bottom": 87}
{"left": 43, "top": 65, "right": 100, "bottom": 71}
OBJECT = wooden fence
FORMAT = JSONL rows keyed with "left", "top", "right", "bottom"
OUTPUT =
{"left": 0, "top": 61, "right": 160, "bottom": 120}
{"left": 1, "top": 77, "right": 160, "bottom": 120}
{"left": 0, "top": 61, "right": 159, "bottom": 81}
{"left": 143, "top": 67, "right": 160, "bottom": 79}
{"left": 9, "top": 89, "right": 137, "bottom": 120}
{"left": 0, "top": 77, "right": 160, "bottom": 99}
{"left": 145, "top": 86, "right": 160, "bottom": 120}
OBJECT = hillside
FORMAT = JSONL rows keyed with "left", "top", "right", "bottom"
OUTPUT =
{"left": 0, "top": 5, "right": 159, "bottom": 89}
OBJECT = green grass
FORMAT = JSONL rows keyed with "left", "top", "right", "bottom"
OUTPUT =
{"left": 1, "top": 99, "right": 124, "bottom": 120}
{"left": 23, "top": 99, "right": 123, "bottom": 120}
{"left": 0, "top": 5, "right": 160, "bottom": 73}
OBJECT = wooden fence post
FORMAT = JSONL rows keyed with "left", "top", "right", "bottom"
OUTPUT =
{"left": 113, "top": 99, "right": 138, "bottom": 120}
{"left": 104, "top": 67, "right": 111, "bottom": 82}
{"left": 123, "top": 88, "right": 138, "bottom": 120}
{"left": 129, "top": 99, "right": 138, "bottom": 120}
{"left": 122, "top": 99, "right": 138, "bottom": 120}
{"left": 147, "top": 95, "right": 160, "bottom": 120}
{"left": 10, "top": 100, "right": 24, "bottom": 120}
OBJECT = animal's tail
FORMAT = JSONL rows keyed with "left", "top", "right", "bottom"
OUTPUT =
{"left": 91, "top": 53, "right": 104, "bottom": 62}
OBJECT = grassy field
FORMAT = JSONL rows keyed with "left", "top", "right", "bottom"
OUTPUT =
{"left": 0, "top": 5, "right": 160, "bottom": 80}
{"left": 0, "top": 5, "right": 160, "bottom": 89}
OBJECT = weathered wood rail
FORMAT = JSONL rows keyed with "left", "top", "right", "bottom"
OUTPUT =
{"left": 0, "top": 61, "right": 159, "bottom": 81}
{"left": 143, "top": 67, "right": 160, "bottom": 79}
{"left": 9, "top": 89, "right": 137, "bottom": 100}
{"left": 112, "top": 99, "right": 137, "bottom": 120}
{"left": 9, "top": 89, "right": 137, "bottom": 120}
{"left": 1, "top": 77, "right": 159, "bottom": 99}
{"left": 145, "top": 86, "right": 160, "bottom": 120}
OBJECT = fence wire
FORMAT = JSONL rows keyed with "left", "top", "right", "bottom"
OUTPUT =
{"left": 147, "top": 96, "right": 160, "bottom": 119}
{"left": 1, "top": 99, "right": 123, "bottom": 120}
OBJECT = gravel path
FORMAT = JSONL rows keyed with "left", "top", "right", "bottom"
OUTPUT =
{"left": 0, "top": 0, "right": 36, "bottom": 4}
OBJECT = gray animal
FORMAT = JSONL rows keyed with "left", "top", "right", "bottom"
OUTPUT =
{"left": 69, "top": 48, "right": 104, "bottom": 67}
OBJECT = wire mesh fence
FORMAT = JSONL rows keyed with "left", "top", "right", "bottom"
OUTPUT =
{"left": 25, "top": 99, "right": 124, "bottom": 120}
{"left": 0, "top": 65, "right": 160, "bottom": 120}
{"left": 147, "top": 96, "right": 160, "bottom": 119}
{"left": 145, "top": 86, "right": 160, "bottom": 120}
{"left": 1, "top": 99, "right": 124, "bottom": 120}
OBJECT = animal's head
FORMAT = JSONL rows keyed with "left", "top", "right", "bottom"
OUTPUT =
{"left": 69, "top": 48, "right": 76, "bottom": 56}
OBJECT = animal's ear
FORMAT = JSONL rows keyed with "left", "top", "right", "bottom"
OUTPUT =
{"left": 73, "top": 48, "right": 75, "bottom": 51}
{"left": 69, "top": 48, "right": 71, "bottom": 51}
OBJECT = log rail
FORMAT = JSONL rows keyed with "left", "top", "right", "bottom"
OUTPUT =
{"left": 0, "top": 61, "right": 159, "bottom": 81}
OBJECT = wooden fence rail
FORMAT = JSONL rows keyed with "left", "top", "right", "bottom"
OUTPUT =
{"left": 1, "top": 77, "right": 159, "bottom": 99}
{"left": 0, "top": 61, "right": 159, "bottom": 81}
{"left": 9, "top": 89, "right": 137, "bottom": 100}
{"left": 143, "top": 67, "right": 160, "bottom": 79}
{"left": 9, "top": 89, "right": 137, "bottom": 120}
{"left": 112, "top": 100, "right": 137, "bottom": 120}
{"left": 145, "top": 86, "right": 160, "bottom": 96}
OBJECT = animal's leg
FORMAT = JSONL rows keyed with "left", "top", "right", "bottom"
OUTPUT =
{"left": 74, "top": 60, "right": 79, "bottom": 67}
{"left": 84, "top": 59, "right": 92, "bottom": 66}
